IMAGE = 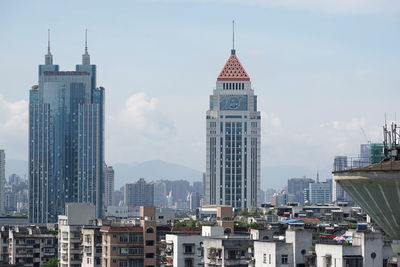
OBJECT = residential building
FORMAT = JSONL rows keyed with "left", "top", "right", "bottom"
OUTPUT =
{"left": 124, "top": 178, "right": 154, "bottom": 208}
{"left": 360, "top": 143, "right": 370, "bottom": 167}
{"left": 287, "top": 178, "right": 314, "bottom": 205}
{"left": 264, "top": 189, "right": 275, "bottom": 203}
{"left": 8, "top": 174, "right": 21, "bottom": 186}
{"left": 189, "top": 192, "right": 200, "bottom": 210}
{"left": 0, "top": 150, "right": 4, "bottom": 214}
{"left": 101, "top": 206, "right": 157, "bottom": 267}
{"left": 308, "top": 180, "right": 332, "bottom": 204}
{"left": 8, "top": 225, "right": 57, "bottom": 267}
{"left": 152, "top": 181, "right": 168, "bottom": 208}
{"left": 104, "top": 165, "right": 114, "bottom": 208}
{"left": 163, "top": 234, "right": 203, "bottom": 267}
{"left": 272, "top": 191, "right": 295, "bottom": 207}
{"left": 82, "top": 226, "right": 102, "bottom": 267}
{"left": 202, "top": 235, "right": 253, "bottom": 266}
{"left": 316, "top": 230, "right": 395, "bottom": 267}
{"left": 58, "top": 203, "right": 97, "bottom": 267}
{"left": 332, "top": 156, "right": 347, "bottom": 203}
{"left": 254, "top": 241, "right": 293, "bottom": 267}
{"left": 205, "top": 45, "right": 261, "bottom": 210}
{"left": 0, "top": 226, "right": 9, "bottom": 263}
{"left": 29, "top": 34, "right": 104, "bottom": 223}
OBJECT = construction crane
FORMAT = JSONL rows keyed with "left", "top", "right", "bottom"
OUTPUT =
{"left": 360, "top": 127, "right": 371, "bottom": 144}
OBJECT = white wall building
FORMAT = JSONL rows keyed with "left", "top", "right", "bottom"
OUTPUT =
{"left": 254, "top": 241, "right": 293, "bottom": 267}
{"left": 103, "top": 164, "right": 114, "bottom": 208}
{"left": 58, "top": 203, "right": 96, "bottom": 267}
{"left": 164, "top": 234, "right": 203, "bottom": 267}
{"left": 316, "top": 230, "right": 396, "bottom": 267}
{"left": 253, "top": 229, "right": 312, "bottom": 267}
{"left": 205, "top": 47, "right": 261, "bottom": 210}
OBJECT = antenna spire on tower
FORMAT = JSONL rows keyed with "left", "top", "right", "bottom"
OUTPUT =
{"left": 45, "top": 28, "right": 53, "bottom": 65}
{"left": 85, "top": 29, "right": 88, "bottom": 55}
{"left": 231, "top": 20, "right": 235, "bottom": 55}
{"left": 233, "top": 20, "right": 235, "bottom": 50}
{"left": 47, "top": 29, "right": 51, "bottom": 55}
{"left": 82, "top": 29, "right": 91, "bottom": 65}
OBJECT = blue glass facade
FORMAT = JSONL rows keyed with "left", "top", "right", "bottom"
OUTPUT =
{"left": 29, "top": 49, "right": 104, "bottom": 223}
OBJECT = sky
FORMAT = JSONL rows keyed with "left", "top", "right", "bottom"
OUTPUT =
{"left": 1, "top": 0, "right": 400, "bottom": 189}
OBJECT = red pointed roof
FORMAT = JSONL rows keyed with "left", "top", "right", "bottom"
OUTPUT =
{"left": 217, "top": 50, "right": 250, "bottom": 81}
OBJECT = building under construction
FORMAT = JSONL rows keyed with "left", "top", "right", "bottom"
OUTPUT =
{"left": 333, "top": 123, "right": 400, "bottom": 263}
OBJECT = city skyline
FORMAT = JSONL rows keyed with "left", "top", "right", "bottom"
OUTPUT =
{"left": 1, "top": 1, "right": 400, "bottom": 189}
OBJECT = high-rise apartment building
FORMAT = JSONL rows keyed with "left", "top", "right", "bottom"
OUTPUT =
{"left": 0, "top": 150, "right": 4, "bottom": 214}
{"left": 29, "top": 33, "right": 104, "bottom": 223}
{"left": 104, "top": 164, "right": 114, "bottom": 208}
{"left": 205, "top": 46, "right": 261, "bottom": 210}
{"left": 287, "top": 178, "right": 314, "bottom": 204}
{"left": 308, "top": 180, "right": 332, "bottom": 204}
{"left": 124, "top": 178, "right": 154, "bottom": 207}
{"left": 332, "top": 156, "right": 347, "bottom": 203}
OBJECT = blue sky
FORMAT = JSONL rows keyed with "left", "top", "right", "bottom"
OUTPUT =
{"left": 1, "top": 0, "right": 400, "bottom": 188}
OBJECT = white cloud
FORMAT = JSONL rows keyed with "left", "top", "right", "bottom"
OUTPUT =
{"left": 0, "top": 94, "right": 28, "bottom": 159}
{"left": 112, "top": 92, "right": 176, "bottom": 137}
{"left": 0, "top": 94, "right": 28, "bottom": 135}
{"left": 106, "top": 92, "right": 177, "bottom": 163}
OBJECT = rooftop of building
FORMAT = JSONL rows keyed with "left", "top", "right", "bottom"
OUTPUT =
{"left": 333, "top": 159, "right": 400, "bottom": 173}
{"left": 217, "top": 50, "right": 250, "bottom": 81}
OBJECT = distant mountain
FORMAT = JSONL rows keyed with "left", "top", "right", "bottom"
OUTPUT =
{"left": 112, "top": 160, "right": 204, "bottom": 189}
{"left": 4, "top": 159, "right": 327, "bottom": 193}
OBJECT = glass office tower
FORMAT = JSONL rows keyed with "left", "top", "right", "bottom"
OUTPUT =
{"left": 29, "top": 39, "right": 104, "bottom": 223}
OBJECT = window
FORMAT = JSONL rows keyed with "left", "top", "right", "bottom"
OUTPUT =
{"left": 146, "top": 227, "right": 154, "bottom": 233}
{"left": 263, "top": 253, "right": 266, "bottom": 263}
{"left": 184, "top": 258, "right": 194, "bottom": 267}
{"left": 184, "top": 245, "right": 193, "bottom": 254}
{"left": 146, "top": 240, "right": 155, "bottom": 246}
{"left": 119, "top": 260, "right": 128, "bottom": 267}
{"left": 281, "top": 254, "right": 288, "bottom": 264}
{"left": 119, "top": 233, "right": 128, "bottom": 242}
{"left": 145, "top": 253, "right": 154, "bottom": 258}
{"left": 269, "top": 254, "right": 271, "bottom": 264}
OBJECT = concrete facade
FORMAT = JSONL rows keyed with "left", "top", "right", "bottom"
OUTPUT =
{"left": 164, "top": 234, "right": 203, "bottom": 267}
{"left": 8, "top": 226, "right": 57, "bottom": 267}
{"left": 254, "top": 241, "right": 293, "bottom": 267}
{"left": 58, "top": 203, "right": 96, "bottom": 267}
{"left": 203, "top": 236, "right": 253, "bottom": 267}
{"left": 205, "top": 48, "right": 261, "bottom": 210}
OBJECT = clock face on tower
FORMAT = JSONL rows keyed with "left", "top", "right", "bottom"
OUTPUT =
{"left": 219, "top": 95, "right": 248, "bottom": 111}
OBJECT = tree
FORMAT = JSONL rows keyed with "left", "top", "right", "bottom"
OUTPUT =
{"left": 42, "top": 257, "right": 58, "bottom": 267}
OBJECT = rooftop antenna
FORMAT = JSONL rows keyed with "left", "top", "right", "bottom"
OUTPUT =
{"left": 385, "top": 112, "right": 387, "bottom": 126}
{"left": 85, "top": 28, "right": 88, "bottom": 55}
{"left": 231, "top": 20, "right": 235, "bottom": 55}
{"left": 82, "top": 29, "right": 90, "bottom": 65}
{"left": 47, "top": 29, "right": 51, "bottom": 54}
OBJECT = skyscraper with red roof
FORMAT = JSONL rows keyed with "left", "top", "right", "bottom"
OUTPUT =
{"left": 205, "top": 47, "right": 261, "bottom": 209}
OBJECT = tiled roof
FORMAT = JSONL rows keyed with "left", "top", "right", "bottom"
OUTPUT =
{"left": 217, "top": 52, "right": 250, "bottom": 81}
